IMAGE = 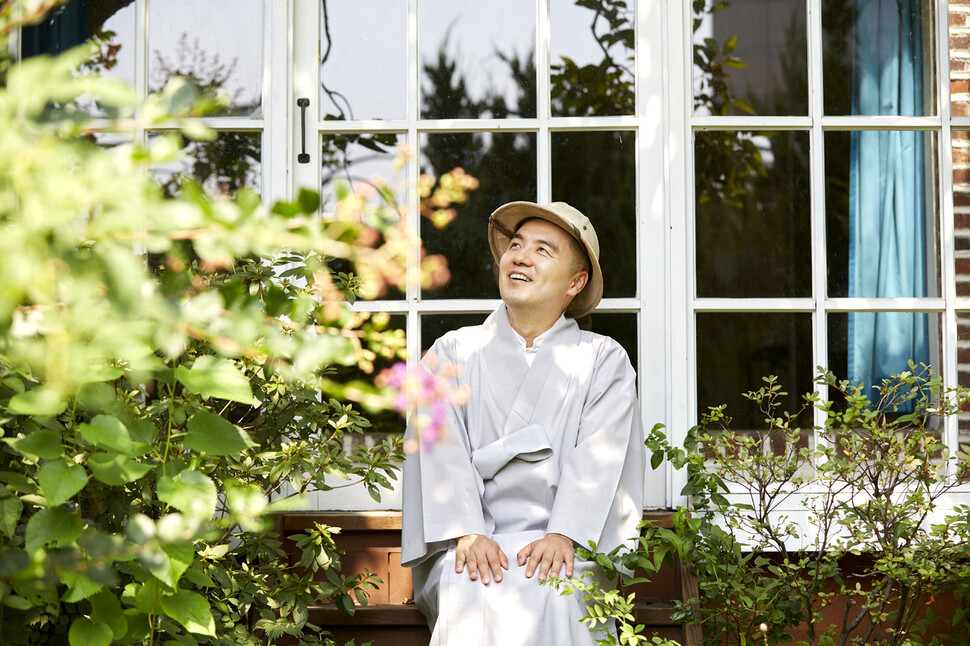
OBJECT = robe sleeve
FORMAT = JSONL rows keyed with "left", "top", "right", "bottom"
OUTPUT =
{"left": 545, "top": 339, "right": 645, "bottom": 555}
{"left": 401, "top": 336, "right": 488, "bottom": 568}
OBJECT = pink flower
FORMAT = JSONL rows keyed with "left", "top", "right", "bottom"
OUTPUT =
{"left": 376, "top": 355, "right": 468, "bottom": 451}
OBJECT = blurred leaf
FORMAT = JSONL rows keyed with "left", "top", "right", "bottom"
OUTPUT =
{"left": 7, "top": 389, "right": 67, "bottom": 416}
{"left": 176, "top": 356, "right": 254, "bottom": 404}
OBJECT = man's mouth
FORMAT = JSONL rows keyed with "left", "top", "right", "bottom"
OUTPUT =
{"left": 509, "top": 272, "right": 531, "bottom": 283}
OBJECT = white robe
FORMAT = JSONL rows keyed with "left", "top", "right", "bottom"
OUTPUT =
{"left": 402, "top": 305, "right": 645, "bottom": 646}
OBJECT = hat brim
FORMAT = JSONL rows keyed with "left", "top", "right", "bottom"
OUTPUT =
{"left": 488, "top": 201, "right": 603, "bottom": 318}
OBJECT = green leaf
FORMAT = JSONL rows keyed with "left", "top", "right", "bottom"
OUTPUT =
{"left": 7, "top": 389, "right": 67, "bottom": 416}
{"left": 25, "top": 507, "right": 81, "bottom": 553}
{"left": 297, "top": 187, "right": 321, "bottom": 213}
{"left": 78, "top": 415, "right": 134, "bottom": 456}
{"left": 88, "top": 453, "right": 154, "bottom": 486}
{"left": 38, "top": 460, "right": 89, "bottom": 506}
{"left": 157, "top": 469, "right": 217, "bottom": 519}
{"left": 175, "top": 357, "right": 254, "bottom": 404}
{"left": 5, "top": 430, "right": 63, "bottom": 460}
{"left": 185, "top": 410, "right": 256, "bottom": 455}
{"left": 91, "top": 589, "right": 128, "bottom": 639}
{"left": 133, "top": 578, "right": 165, "bottom": 615}
{"left": 0, "top": 495, "right": 23, "bottom": 539}
{"left": 146, "top": 540, "right": 194, "bottom": 588}
{"left": 160, "top": 588, "right": 216, "bottom": 636}
{"left": 69, "top": 617, "right": 113, "bottom": 646}
{"left": 61, "top": 570, "right": 104, "bottom": 603}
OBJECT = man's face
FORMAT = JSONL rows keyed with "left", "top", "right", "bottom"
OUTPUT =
{"left": 498, "top": 218, "right": 588, "bottom": 316}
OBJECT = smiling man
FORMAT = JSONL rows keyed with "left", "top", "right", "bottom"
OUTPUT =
{"left": 402, "top": 201, "right": 645, "bottom": 646}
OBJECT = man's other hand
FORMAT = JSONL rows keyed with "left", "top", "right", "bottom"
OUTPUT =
{"left": 455, "top": 534, "right": 509, "bottom": 584}
{"left": 517, "top": 532, "right": 575, "bottom": 581}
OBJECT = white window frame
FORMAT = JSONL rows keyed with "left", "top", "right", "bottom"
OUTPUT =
{"left": 291, "top": 0, "right": 670, "bottom": 510}
{"left": 669, "top": 0, "right": 970, "bottom": 507}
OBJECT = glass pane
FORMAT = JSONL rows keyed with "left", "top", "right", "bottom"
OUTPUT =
{"left": 822, "top": 0, "right": 935, "bottom": 116}
{"left": 692, "top": 0, "right": 807, "bottom": 116}
{"left": 321, "top": 133, "right": 403, "bottom": 212}
{"left": 550, "top": 0, "right": 635, "bottom": 117}
{"left": 320, "top": 0, "right": 406, "bottom": 120}
{"left": 320, "top": 133, "right": 405, "bottom": 301}
{"left": 954, "top": 131, "right": 970, "bottom": 298}
{"left": 419, "top": 0, "right": 536, "bottom": 119}
{"left": 20, "top": 0, "right": 136, "bottom": 117}
{"left": 148, "top": 0, "right": 263, "bottom": 117}
{"left": 825, "top": 131, "right": 939, "bottom": 298}
{"left": 421, "top": 314, "right": 490, "bottom": 354}
{"left": 696, "top": 312, "right": 813, "bottom": 430}
{"left": 420, "top": 132, "right": 537, "bottom": 300}
{"left": 551, "top": 130, "right": 636, "bottom": 299}
{"left": 695, "top": 130, "right": 811, "bottom": 298}
{"left": 588, "top": 313, "right": 637, "bottom": 376}
{"left": 334, "top": 314, "right": 406, "bottom": 437}
{"left": 828, "top": 312, "right": 940, "bottom": 410}
{"left": 151, "top": 131, "right": 261, "bottom": 197}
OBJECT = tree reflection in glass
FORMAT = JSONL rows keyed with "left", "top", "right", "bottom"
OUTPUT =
{"left": 550, "top": 0, "right": 635, "bottom": 116}
{"left": 693, "top": 0, "right": 807, "bottom": 116}
{"left": 148, "top": 0, "right": 263, "bottom": 118}
{"left": 420, "top": 132, "right": 537, "bottom": 300}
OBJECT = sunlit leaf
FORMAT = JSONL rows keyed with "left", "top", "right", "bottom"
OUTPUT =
{"left": 160, "top": 588, "right": 216, "bottom": 636}
{"left": 157, "top": 469, "right": 217, "bottom": 519}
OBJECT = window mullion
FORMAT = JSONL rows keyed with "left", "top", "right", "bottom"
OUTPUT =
{"left": 407, "top": 0, "right": 420, "bottom": 360}
{"left": 536, "top": 0, "right": 551, "bottom": 203}
{"left": 807, "top": 0, "right": 829, "bottom": 454}
{"left": 938, "top": 0, "right": 960, "bottom": 463}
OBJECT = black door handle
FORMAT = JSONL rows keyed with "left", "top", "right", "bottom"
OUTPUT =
{"left": 297, "top": 98, "right": 310, "bottom": 164}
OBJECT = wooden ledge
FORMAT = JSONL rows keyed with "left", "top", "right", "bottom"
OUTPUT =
{"left": 282, "top": 509, "right": 673, "bottom": 532}
{"left": 283, "top": 511, "right": 403, "bottom": 532}
{"left": 309, "top": 602, "right": 680, "bottom": 627}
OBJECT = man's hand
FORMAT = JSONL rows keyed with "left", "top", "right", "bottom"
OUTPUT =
{"left": 455, "top": 534, "right": 508, "bottom": 584}
{"left": 516, "top": 532, "right": 575, "bottom": 581}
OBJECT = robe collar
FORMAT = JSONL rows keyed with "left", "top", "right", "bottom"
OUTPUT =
{"left": 483, "top": 305, "right": 580, "bottom": 430}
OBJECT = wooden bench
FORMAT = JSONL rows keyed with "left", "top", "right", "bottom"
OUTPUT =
{"left": 281, "top": 511, "right": 701, "bottom": 646}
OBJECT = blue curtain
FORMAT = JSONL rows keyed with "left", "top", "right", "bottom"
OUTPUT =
{"left": 848, "top": 0, "right": 928, "bottom": 400}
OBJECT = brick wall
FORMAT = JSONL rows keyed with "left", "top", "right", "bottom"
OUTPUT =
{"left": 953, "top": 1, "right": 970, "bottom": 446}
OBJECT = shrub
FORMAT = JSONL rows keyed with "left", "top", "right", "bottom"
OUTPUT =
{"left": 570, "top": 367, "right": 970, "bottom": 646}
{"left": 0, "top": 5, "right": 474, "bottom": 643}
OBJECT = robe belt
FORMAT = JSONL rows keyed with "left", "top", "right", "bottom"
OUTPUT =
{"left": 470, "top": 424, "right": 553, "bottom": 480}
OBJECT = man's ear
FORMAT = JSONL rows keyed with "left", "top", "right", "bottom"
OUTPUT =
{"left": 567, "top": 271, "right": 589, "bottom": 297}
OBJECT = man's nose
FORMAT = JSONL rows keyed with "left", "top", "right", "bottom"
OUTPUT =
{"left": 511, "top": 246, "right": 532, "bottom": 265}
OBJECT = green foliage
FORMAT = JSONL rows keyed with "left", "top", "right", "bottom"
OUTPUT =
{"left": 574, "top": 366, "right": 970, "bottom": 646}
{"left": 0, "top": 7, "right": 472, "bottom": 644}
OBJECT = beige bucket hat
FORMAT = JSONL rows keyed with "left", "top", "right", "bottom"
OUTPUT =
{"left": 488, "top": 201, "right": 603, "bottom": 318}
